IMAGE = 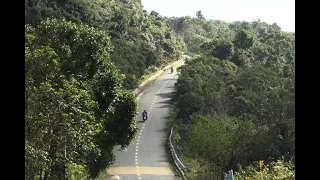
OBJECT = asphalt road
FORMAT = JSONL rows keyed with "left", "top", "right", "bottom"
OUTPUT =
{"left": 107, "top": 66, "right": 183, "bottom": 180}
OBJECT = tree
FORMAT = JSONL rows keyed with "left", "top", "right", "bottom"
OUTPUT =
{"left": 233, "top": 28, "right": 255, "bottom": 50}
{"left": 234, "top": 158, "right": 295, "bottom": 180}
{"left": 186, "top": 115, "right": 255, "bottom": 179}
{"left": 25, "top": 18, "right": 138, "bottom": 179}
{"left": 150, "top": 10, "right": 160, "bottom": 18}
{"left": 171, "top": 25, "right": 294, "bottom": 177}
{"left": 200, "top": 38, "right": 235, "bottom": 60}
{"left": 196, "top": 11, "right": 205, "bottom": 19}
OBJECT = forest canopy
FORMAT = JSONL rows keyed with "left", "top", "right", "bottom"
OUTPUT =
{"left": 25, "top": 0, "right": 294, "bottom": 179}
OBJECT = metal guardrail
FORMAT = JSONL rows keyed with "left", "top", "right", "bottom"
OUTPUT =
{"left": 169, "top": 127, "right": 189, "bottom": 172}
{"left": 225, "top": 169, "right": 234, "bottom": 180}
{"left": 169, "top": 127, "right": 234, "bottom": 180}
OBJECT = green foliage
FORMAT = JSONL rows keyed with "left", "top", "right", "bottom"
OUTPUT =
{"left": 67, "top": 163, "right": 88, "bottom": 180}
{"left": 25, "top": 1, "right": 187, "bottom": 177}
{"left": 196, "top": 11, "right": 205, "bottom": 19}
{"left": 26, "top": 0, "right": 186, "bottom": 90}
{"left": 200, "top": 38, "right": 235, "bottom": 60}
{"left": 171, "top": 21, "right": 294, "bottom": 178}
{"left": 233, "top": 28, "right": 255, "bottom": 50}
{"left": 234, "top": 158, "right": 295, "bottom": 180}
{"left": 167, "top": 16, "right": 294, "bottom": 72}
{"left": 25, "top": 1, "right": 295, "bottom": 179}
{"left": 183, "top": 115, "right": 254, "bottom": 179}
{"left": 175, "top": 56, "right": 237, "bottom": 121}
{"left": 167, "top": 16, "right": 232, "bottom": 55}
{"left": 25, "top": 18, "right": 137, "bottom": 179}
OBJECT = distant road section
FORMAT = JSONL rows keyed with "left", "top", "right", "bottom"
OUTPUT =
{"left": 107, "top": 61, "right": 185, "bottom": 180}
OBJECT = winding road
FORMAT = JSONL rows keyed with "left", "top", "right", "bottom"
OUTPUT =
{"left": 107, "top": 63, "right": 184, "bottom": 180}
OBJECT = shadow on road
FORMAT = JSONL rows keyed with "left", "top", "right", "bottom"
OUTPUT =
{"left": 158, "top": 99, "right": 171, "bottom": 104}
{"left": 158, "top": 104, "right": 171, "bottom": 108}
{"left": 157, "top": 92, "right": 172, "bottom": 99}
{"left": 157, "top": 154, "right": 171, "bottom": 163}
{"left": 136, "top": 119, "right": 146, "bottom": 123}
{"left": 157, "top": 128, "right": 167, "bottom": 132}
{"left": 163, "top": 115, "right": 170, "bottom": 119}
{"left": 166, "top": 86, "right": 175, "bottom": 89}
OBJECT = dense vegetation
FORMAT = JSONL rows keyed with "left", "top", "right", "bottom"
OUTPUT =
{"left": 25, "top": 0, "right": 185, "bottom": 179}
{"left": 25, "top": 18, "right": 138, "bottom": 179}
{"left": 26, "top": 0, "right": 186, "bottom": 90}
{"left": 25, "top": 0, "right": 295, "bottom": 179}
{"left": 169, "top": 17, "right": 295, "bottom": 179}
{"left": 166, "top": 14, "right": 231, "bottom": 55}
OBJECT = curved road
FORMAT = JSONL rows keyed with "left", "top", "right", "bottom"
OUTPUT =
{"left": 107, "top": 64, "right": 183, "bottom": 180}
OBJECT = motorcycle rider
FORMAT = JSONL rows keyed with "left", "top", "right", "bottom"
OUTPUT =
{"left": 142, "top": 110, "right": 148, "bottom": 120}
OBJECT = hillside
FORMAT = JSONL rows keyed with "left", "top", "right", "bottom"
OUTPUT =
{"left": 25, "top": 1, "right": 295, "bottom": 179}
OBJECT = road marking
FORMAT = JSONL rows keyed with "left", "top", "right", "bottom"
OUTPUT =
{"left": 107, "top": 167, "right": 175, "bottom": 175}
{"left": 132, "top": 79, "right": 173, "bottom": 179}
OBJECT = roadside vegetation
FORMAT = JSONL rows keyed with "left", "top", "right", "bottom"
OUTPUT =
{"left": 25, "top": 0, "right": 185, "bottom": 179}
{"left": 25, "top": 1, "right": 294, "bottom": 179}
{"left": 168, "top": 14, "right": 295, "bottom": 179}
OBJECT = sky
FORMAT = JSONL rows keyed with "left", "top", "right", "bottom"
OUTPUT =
{"left": 141, "top": 0, "right": 295, "bottom": 32}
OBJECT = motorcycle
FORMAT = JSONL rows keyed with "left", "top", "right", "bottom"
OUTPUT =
{"left": 142, "top": 114, "right": 147, "bottom": 121}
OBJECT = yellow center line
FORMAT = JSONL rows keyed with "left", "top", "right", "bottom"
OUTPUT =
{"left": 107, "top": 167, "right": 175, "bottom": 175}
{"left": 133, "top": 82, "right": 170, "bottom": 179}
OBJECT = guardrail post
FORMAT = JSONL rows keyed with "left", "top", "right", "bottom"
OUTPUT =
{"left": 225, "top": 169, "right": 234, "bottom": 180}
{"left": 169, "top": 127, "right": 189, "bottom": 172}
